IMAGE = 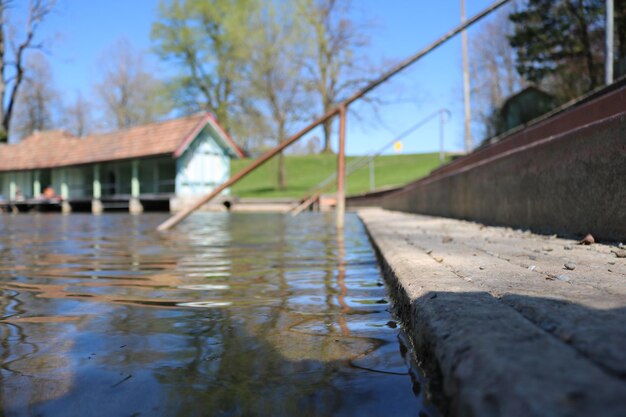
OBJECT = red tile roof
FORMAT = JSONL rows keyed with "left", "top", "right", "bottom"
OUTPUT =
{"left": 0, "top": 113, "right": 243, "bottom": 172}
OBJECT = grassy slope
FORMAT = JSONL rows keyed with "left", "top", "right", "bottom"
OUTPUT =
{"left": 230, "top": 152, "right": 449, "bottom": 198}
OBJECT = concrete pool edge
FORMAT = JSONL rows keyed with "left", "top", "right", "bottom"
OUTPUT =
{"left": 357, "top": 208, "right": 626, "bottom": 417}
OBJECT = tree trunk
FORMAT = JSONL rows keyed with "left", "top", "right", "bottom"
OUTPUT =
{"left": 277, "top": 150, "right": 286, "bottom": 190}
{"left": 277, "top": 122, "right": 287, "bottom": 190}
{"left": 0, "top": 3, "right": 6, "bottom": 143}
{"left": 321, "top": 118, "right": 334, "bottom": 154}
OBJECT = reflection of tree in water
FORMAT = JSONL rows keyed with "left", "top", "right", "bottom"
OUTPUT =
{"left": 0, "top": 294, "right": 75, "bottom": 410}
{"left": 147, "top": 214, "right": 386, "bottom": 416}
{"left": 0, "top": 213, "right": 426, "bottom": 416}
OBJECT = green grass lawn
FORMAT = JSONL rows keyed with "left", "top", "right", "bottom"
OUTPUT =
{"left": 230, "top": 152, "right": 450, "bottom": 198}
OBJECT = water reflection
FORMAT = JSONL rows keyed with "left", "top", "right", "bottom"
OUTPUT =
{"left": 0, "top": 212, "right": 439, "bottom": 416}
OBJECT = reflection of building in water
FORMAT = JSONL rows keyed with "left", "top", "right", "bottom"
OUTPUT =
{"left": 0, "top": 113, "right": 243, "bottom": 213}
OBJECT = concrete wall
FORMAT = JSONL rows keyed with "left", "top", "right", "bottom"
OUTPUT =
{"left": 176, "top": 127, "right": 231, "bottom": 197}
{"left": 379, "top": 112, "right": 626, "bottom": 242}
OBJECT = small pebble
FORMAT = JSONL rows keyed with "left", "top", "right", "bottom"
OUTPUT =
{"left": 612, "top": 250, "right": 626, "bottom": 258}
{"left": 528, "top": 265, "right": 536, "bottom": 271}
{"left": 556, "top": 274, "right": 571, "bottom": 282}
{"left": 579, "top": 234, "right": 595, "bottom": 245}
{"left": 479, "top": 266, "right": 485, "bottom": 270}
{"left": 542, "top": 247, "right": 553, "bottom": 252}
{"left": 434, "top": 257, "right": 444, "bottom": 263}
{"left": 564, "top": 245, "right": 573, "bottom": 250}
{"left": 564, "top": 263, "right": 576, "bottom": 270}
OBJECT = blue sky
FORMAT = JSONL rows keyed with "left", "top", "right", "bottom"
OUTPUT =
{"left": 20, "top": 0, "right": 499, "bottom": 155}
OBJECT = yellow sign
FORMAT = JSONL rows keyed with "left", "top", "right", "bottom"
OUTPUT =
{"left": 393, "top": 141, "right": 403, "bottom": 153}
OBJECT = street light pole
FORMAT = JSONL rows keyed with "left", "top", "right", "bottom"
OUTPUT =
{"left": 461, "top": 0, "right": 472, "bottom": 153}
{"left": 439, "top": 111, "right": 445, "bottom": 163}
{"left": 606, "top": 0, "right": 614, "bottom": 84}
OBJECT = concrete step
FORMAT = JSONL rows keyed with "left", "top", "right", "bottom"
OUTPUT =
{"left": 359, "top": 208, "right": 626, "bottom": 417}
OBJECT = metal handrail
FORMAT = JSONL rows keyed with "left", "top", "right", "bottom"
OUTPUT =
{"left": 289, "top": 109, "right": 449, "bottom": 215}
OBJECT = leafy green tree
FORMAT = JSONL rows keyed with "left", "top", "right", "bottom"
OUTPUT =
{"left": 151, "top": 0, "right": 258, "bottom": 140}
{"left": 508, "top": 0, "right": 605, "bottom": 100}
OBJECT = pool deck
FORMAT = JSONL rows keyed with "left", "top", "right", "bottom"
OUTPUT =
{"left": 358, "top": 208, "right": 626, "bottom": 417}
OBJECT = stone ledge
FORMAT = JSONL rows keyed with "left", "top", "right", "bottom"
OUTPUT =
{"left": 359, "top": 208, "right": 626, "bottom": 417}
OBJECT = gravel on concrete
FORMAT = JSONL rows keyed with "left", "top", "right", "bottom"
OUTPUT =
{"left": 358, "top": 208, "right": 626, "bottom": 417}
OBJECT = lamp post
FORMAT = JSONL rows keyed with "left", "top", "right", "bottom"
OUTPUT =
{"left": 606, "top": 0, "right": 614, "bottom": 84}
{"left": 461, "top": 0, "right": 472, "bottom": 153}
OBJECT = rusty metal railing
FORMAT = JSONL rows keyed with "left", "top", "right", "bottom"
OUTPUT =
{"left": 157, "top": 0, "right": 511, "bottom": 231}
{"left": 289, "top": 109, "right": 450, "bottom": 215}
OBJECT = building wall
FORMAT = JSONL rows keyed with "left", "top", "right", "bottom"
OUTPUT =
{"left": 0, "top": 171, "right": 33, "bottom": 199}
{"left": 51, "top": 166, "right": 92, "bottom": 199}
{"left": 0, "top": 172, "right": 10, "bottom": 199}
{"left": 175, "top": 127, "right": 231, "bottom": 197}
{"left": 138, "top": 157, "right": 176, "bottom": 195}
{"left": 0, "top": 123, "right": 234, "bottom": 203}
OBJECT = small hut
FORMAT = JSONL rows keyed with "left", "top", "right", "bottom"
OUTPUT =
{"left": 0, "top": 113, "right": 243, "bottom": 213}
{"left": 496, "top": 86, "right": 557, "bottom": 134}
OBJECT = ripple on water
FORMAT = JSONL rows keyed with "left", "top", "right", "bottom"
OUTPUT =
{"left": 0, "top": 212, "right": 440, "bottom": 417}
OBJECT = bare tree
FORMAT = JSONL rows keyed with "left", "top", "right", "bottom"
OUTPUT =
{"left": 470, "top": 4, "right": 527, "bottom": 140}
{"left": 13, "top": 52, "right": 59, "bottom": 139}
{"left": 95, "top": 39, "right": 169, "bottom": 130}
{"left": 298, "top": 0, "right": 370, "bottom": 154}
{"left": 247, "top": 2, "right": 310, "bottom": 189}
{"left": 0, "top": 0, "right": 56, "bottom": 142}
{"left": 63, "top": 92, "right": 92, "bottom": 137}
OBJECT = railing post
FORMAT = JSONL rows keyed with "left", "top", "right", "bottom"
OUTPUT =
{"left": 439, "top": 111, "right": 445, "bottom": 163}
{"left": 336, "top": 105, "right": 347, "bottom": 229}
{"left": 369, "top": 158, "right": 375, "bottom": 191}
